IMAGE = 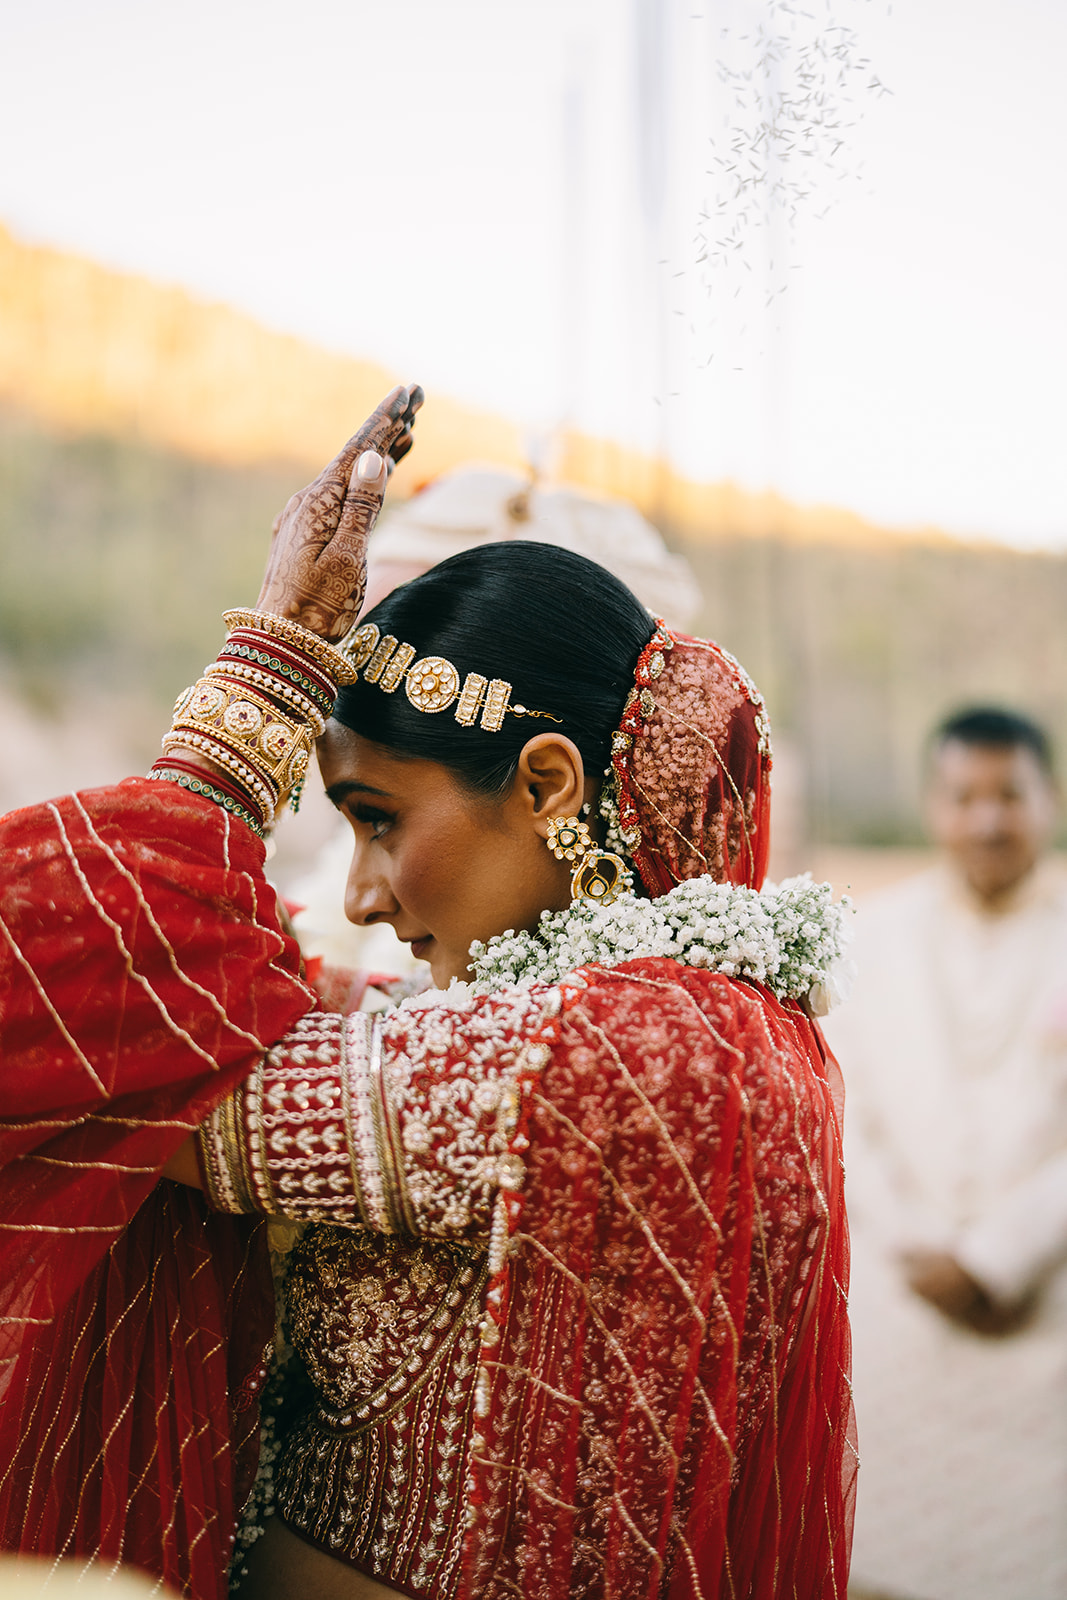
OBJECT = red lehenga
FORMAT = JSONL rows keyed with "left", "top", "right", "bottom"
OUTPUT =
{"left": 0, "top": 630, "right": 854, "bottom": 1599}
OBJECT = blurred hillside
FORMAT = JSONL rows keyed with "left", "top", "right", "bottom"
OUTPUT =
{"left": 0, "top": 223, "right": 946, "bottom": 545}
{"left": 1, "top": 223, "right": 1065, "bottom": 864}
{"left": 0, "top": 225, "right": 525, "bottom": 482}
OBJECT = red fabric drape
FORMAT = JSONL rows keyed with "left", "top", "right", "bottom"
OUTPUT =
{"left": 612, "top": 629, "right": 773, "bottom": 897}
{"left": 0, "top": 780, "right": 316, "bottom": 1597}
{"left": 467, "top": 961, "right": 854, "bottom": 1598}
{"left": 0, "top": 697, "right": 852, "bottom": 1597}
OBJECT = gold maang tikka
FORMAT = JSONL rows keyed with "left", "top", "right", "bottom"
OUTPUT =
{"left": 340, "top": 622, "right": 561, "bottom": 733}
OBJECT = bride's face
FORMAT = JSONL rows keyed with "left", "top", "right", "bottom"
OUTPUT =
{"left": 316, "top": 722, "right": 576, "bottom": 987}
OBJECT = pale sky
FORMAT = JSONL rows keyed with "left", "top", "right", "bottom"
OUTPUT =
{"left": 1, "top": 0, "right": 1064, "bottom": 546}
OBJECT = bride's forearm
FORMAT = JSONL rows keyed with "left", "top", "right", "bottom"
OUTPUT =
{"left": 193, "top": 991, "right": 559, "bottom": 1245}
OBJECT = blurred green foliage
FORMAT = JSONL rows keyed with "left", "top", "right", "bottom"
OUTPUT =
{"left": 0, "top": 408, "right": 300, "bottom": 711}
{"left": 3, "top": 404, "right": 1066, "bottom": 845}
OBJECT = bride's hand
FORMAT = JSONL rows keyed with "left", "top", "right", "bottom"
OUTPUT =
{"left": 255, "top": 384, "right": 423, "bottom": 641}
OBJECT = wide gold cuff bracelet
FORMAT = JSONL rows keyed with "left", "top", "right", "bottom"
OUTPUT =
{"left": 169, "top": 678, "right": 313, "bottom": 797}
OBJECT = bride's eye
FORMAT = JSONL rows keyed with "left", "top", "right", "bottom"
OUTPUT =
{"left": 352, "top": 804, "right": 394, "bottom": 840}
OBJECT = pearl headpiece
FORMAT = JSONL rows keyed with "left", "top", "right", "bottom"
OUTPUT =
{"left": 339, "top": 621, "right": 560, "bottom": 733}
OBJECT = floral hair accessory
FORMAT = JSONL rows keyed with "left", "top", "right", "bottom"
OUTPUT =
{"left": 339, "top": 621, "right": 561, "bottom": 733}
{"left": 600, "top": 622, "right": 774, "bottom": 896}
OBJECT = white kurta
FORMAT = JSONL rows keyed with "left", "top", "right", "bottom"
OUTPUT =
{"left": 823, "top": 861, "right": 1067, "bottom": 1600}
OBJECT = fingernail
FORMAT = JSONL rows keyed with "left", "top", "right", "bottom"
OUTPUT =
{"left": 357, "top": 450, "right": 384, "bottom": 481}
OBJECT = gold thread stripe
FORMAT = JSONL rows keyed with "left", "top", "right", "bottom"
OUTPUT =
{"left": 0, "top": 1222, "right": 121, "bottom": 1232}
{"left": 516, "top": 1232, "right": 679, "bottom": 1466}
{"left": 5, "top": 1115, "right": 94, "bottom": 1132}
{"left": 692, "top": 1375, "right": 736, "bottom": 1462}
{"left": 0, "top": 904, "right": 107, "bottom": 1097}
{"left": 475, "top": 1360, "right": 584, "bottom": 1410}
{"left": 0, "top": 1259, "right": 112, "bottom": 1500}
{"left": 610, "top": 1490, "right": 665, "bottom": 1569}
{"left": 95, "top": 1115, "right": 199, "bottom": 1129}
{"left": 49, "top": 803, "right": 220, "bottom": 1071}
{"left": 39, "top": 1258, "right": 152, "bottom": 1546}
{"left": 466, "top": 1456, "right": 582, "bottom": 1514}
{"left": 572, "top": 986, "right": 737, "bottom": 1233}
{"left": 73, "top": 794, "right": 275, "bottom": 1056}
{"left": 530, "top": 1089, "right": 712, "bottom": 1337}
{"left": 23, "top": 1156, "right": 160, "bottom": 1172}
{"left": 670, "top": 1514, "right": 714, "bottom": 1600}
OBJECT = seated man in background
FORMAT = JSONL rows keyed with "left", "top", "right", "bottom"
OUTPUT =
{"left": 825, "top": 707, "right": 1067, "bottom": 1600}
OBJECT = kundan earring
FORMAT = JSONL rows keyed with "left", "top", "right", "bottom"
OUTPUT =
{"left": 546, "top": 816, "right": 593, "bottom": 862}
{"left": 546, "top": 816, "right": 629, "bottom": 906}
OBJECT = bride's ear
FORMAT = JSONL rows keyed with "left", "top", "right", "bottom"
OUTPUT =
{"left": 514, "top": 735, "right": 586, "bottom": 832}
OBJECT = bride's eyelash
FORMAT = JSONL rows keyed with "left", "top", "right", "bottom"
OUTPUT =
{"left": 352, "top": 803, "right": 394, "bottom": 836}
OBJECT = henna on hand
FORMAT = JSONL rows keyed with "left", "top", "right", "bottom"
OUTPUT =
{"left": 256, "top": 384, "right": 424, "bottom": 641}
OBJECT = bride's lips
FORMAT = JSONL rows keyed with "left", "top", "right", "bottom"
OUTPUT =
{"left": 408, "top": 936, "right": 434, "bottom": 962}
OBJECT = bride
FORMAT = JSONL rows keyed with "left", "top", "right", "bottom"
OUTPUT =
{"left": 0, "top": 388, "right": 854, "bottom": 1599}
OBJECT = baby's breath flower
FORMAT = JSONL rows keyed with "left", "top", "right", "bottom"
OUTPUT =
{"left": 469, "top": 872, "right": 852, "bottom": 1011}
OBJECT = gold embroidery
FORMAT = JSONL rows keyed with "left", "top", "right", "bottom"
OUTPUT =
{"left": 198, "top": 1091, "right": 257, "bottom": 1214}
{"left": 275, "top": 1227, "right": 486, "bottom": 1597}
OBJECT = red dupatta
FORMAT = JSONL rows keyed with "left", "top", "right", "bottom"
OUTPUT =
{"left": 465, "top": 624, "right": 854, "bottom": 1596}
{"left": 462, "top": 961, "right": 853, "bottom": 1599}
{"left": 0, "top": 780, "right": 315, "bottom": 1597}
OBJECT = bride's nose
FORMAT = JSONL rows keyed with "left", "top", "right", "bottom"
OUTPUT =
{"left": 344, "top": 840, "right": 397, "bottom": 926}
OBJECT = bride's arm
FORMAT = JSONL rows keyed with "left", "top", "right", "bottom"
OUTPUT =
{"left": 157, "top": 388, "right": 423, "bottom": 1184}
{"left": 170, "top": 986, "right": 564, "bottom": 1247}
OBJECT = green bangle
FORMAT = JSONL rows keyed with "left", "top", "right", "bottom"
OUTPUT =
{"left": 147, "top": 767, "right": 267, "bottom": 838}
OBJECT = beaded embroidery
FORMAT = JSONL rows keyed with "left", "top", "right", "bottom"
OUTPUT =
{"left": 276, "top": 1227, "right": 486, "bottom": 1598}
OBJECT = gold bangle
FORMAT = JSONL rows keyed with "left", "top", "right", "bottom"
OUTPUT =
{"left": 222, "top": 609, "right": 359, "bottom": 687}
{"left": 197, "top": 1093, "right": 258, "bottom": 1214}
{"left": 160, "top": 730, "right": 277, "bottom": 820}
{"left": 205, "top": 661, "right": 327, "bottom": 732}
{"left": 147, "top": 766, "right": 267, "bottom": 838}
{"left": 171, "top": 679, "right": 312, "bottom": 795}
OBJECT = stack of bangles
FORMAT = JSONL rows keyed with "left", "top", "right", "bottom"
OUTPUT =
{"left": 148, "top": 609, "right": 358, "bottom": 838}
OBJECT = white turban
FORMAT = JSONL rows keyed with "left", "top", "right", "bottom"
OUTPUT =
{"left": 368, "top": 465, "right": 701, "bottom": 631}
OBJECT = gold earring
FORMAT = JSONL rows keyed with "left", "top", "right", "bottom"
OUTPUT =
{"left": 546, "top": 816, "right": 593, "bottom": 862}
{"left": 546, "top": 816, "right": 628, "bottom": 906}
{"left": 570, "top": 848, "right": 628, "bottom": 906}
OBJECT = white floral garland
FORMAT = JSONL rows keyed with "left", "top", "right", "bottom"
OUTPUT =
{"left": 468, "top": 872, "right": 854, "bottom": 1015}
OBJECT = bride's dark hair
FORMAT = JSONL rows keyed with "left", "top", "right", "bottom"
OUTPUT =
{"left": 331, "top": 542, "right": 656, "bottom": 795}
